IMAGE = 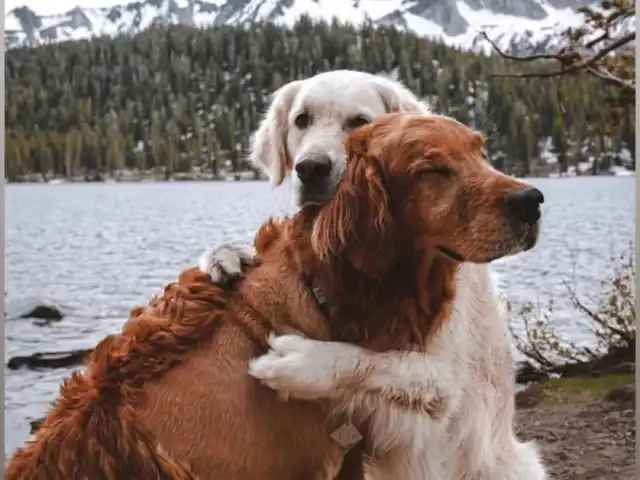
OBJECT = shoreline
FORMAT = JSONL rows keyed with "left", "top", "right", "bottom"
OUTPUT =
{"left": 7, "top": 169, "right": 268, "bottom": 184}
{"left": 515, "top": 373, "right": 634, "bottom": 479}
{"left": 6, "top": 170, "right": 636, "bottom": 185}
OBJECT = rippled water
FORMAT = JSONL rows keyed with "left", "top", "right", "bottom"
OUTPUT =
{"left": 4, "top": 177, "right": 636, "bottom": 454}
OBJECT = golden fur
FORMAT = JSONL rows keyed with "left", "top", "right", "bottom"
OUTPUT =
{"left": 249, "top": 112, "right": 546, "bottom": 479}
{"left": 5, "top": 256, "right": 355, "bottom": 479}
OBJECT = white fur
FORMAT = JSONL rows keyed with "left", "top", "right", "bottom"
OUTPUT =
{"left": 201, "top": 70, "right": 547, "bottom": 479}
{"left": 197, "top": 243, "right": 256, "bottom": 283}
{"left": 248, "top": 70, "right": 430, "bottom": 206}
{"left": 250, "top": 264, "right": 547, "bottom": 479}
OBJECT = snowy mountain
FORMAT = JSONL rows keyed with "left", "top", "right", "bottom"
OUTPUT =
{"left": 4, "top": 0, "right": 599, "bottom": 52}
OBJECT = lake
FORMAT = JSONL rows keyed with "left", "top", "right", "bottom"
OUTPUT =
{"left": 4, "top": 177, "right": 636, "bottom": 455}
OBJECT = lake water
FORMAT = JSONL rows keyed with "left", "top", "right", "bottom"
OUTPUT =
{"left": 4, "top": 177, "right": 636, "bottom": 455}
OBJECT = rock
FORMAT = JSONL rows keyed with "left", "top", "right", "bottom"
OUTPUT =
{"left": 608, "top": 361, "right": 635, "bottom": 375}
{"left": 30, "top": 418, "right": 44, "bottom": 434}
{"left": 516, "top": 361, "right": 550, "bottom": 384}
{"left": 19, "top": 304, "right": 64, "bottom": 321}
{"left": 7, "top": 349, "right": 92, "bottom": 370}
{"left": 515, "top": 348, "right": 635, "bottom": 386}
{"left": 5, "top": 299, "right": 66, "bottom": 322}
{"left": 603, "top": 385, "right": 635, "bottom": 409}
{"left": 515, "top": 383, "right": 545, "bottom": 409}
{"left": 554, "top": 346, "right": 635, "bottom": 379}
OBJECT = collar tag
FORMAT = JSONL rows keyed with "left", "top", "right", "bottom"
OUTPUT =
{"left": 308, "top": 279, "right": 330, "bottom": 318}
{"left": 330, "top": 423, "right": 363, "bottom": 451}
{"left": 311, "top": 285, "right": 327, "bottom": 305}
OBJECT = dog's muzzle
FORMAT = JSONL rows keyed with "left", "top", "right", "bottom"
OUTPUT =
{"left": 294, "top": 154, "right": 334, "bottom": 205}
{"left": 505, "top": 187, "right": 544, "bottom": 227}
{"left": 505, "top": 187, "right": 544, "bottom": 252}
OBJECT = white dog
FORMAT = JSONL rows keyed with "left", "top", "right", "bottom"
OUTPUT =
{"left": 249, "top": 69, "right": 431, "bottom": 206}
{"left": 199, "top": 70, "right": 547, "bottom": 479}
{"left": 199, "top": 70, "right": 429, "bottom": 282}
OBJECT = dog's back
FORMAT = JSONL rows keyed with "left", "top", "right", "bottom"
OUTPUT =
{"left": 5, "top": 218, "right": 350, "bottom": 480}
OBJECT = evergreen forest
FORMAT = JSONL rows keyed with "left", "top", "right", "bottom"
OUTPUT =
{"left": 5, "top": 16, "right": 636, "bottom": 182}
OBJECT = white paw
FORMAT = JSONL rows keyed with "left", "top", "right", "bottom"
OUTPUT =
{"left": 197, "top": 243, "right": 256, "bottom": 284}
{"left": 248, "top": 334, "right": 339, "bottom": 401}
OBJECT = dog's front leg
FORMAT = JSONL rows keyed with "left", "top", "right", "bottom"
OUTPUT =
{"left": 249, "top": 334, "right": 457, "bottom": 419}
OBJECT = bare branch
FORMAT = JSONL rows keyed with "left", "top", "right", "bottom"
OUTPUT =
{"left": 479, "top": 0, "right": 635, "bottom": 95}
{"left": 585, "top": 66, "right": 635, "bottom": 91}
{"left": 584, "top": 31, "right": 609, "bottom": 50}
{"left": 520, "top": 310, "right": 556, "bottom": 368}
{"left": 583, "top": 8, "right": 631, "bottom": 49}
{"left": 478, "top": 32, "right": 560, "bottom": 62}
{"left": 564, "top": 280, "right": 633, "bottom": 343}
{"left": 487, "top": 32, "right": 635, "bottom": 82}
{"left": 511, "top": 245, "right": 635, "bottom": 375}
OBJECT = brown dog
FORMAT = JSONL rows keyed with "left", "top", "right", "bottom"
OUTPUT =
{"left": 246, "top": 112, "right": 545, "bottom": 478}
{"left": 5, "top": 222, "right": 354, "bottom": 478}
{"left": 5, "top": 112, "right": 541, "bottom": 480}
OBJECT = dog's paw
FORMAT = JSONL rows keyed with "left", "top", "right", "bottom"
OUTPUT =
{"left": 423, "top": 394, "right": 447, "bottom": 420}
{"left": 197, "top": 243, "right": 257, "bottom": 285}
{"left": 248, "top": 334, "right": 340, "bottom": 401}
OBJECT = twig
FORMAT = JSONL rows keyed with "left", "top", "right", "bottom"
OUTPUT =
{"left": 520, "top": 309, "right": 555, "bottom": 368}
{"left": 567, "top": 285, "right": 632, "bottom": 342}
{"left": 478, "top": 32, "right": 559, "bottom": 62}
{"left": 611, "top": 271, "right": 636, "bottom": 320}
{"left": 584, "top": 31, "right": 610, "bottom": 50}
{"left": 583, "top": 8, "right": 631, "bottom": 49}
{"left": 585, "top": 65, "right": 635, "bottom": 91}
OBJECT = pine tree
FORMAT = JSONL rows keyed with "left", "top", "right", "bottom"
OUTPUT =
{"left": 3, "top": 19, "right": 628, "bottom": 181}
{"left": 551, "top": 113, "right": 569, "bottom": 175}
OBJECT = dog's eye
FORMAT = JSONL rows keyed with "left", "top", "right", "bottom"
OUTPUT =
{"left": 294, "top": 112, "right": 312, "bottom": 129}
{"left": 344, "top": 115, "right": 371, "bottom": 131}
{"left": 421, "top": 166, "right": 453, "bottom": 178}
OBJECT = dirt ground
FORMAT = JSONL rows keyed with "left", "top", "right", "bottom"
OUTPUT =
{"left": 515, "top": 374, "right": 635, "bottom": 479}
{"left": 22, "top": 373, "right": 636, "bottom": 478}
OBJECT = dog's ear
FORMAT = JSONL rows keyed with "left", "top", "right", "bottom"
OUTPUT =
{"left": 372, "top": 76, "right": 430, "bottom": 114}
{"left": 249, "top": 80, "right": 303, "bottom": 186}
{"left": 312, "top": 128, "right": 394, "bottom": 276}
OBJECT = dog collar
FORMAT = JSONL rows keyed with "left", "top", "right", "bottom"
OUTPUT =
{"left": 307, "top": 278, "right": 330, "bottom": 318}
{"left": 305, "top": 281, "right": 363, "bottom": 452}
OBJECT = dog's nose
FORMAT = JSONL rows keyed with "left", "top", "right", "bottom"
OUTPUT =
{"left": 505, "top": 187, "right": 544, "bottom": 224}
{"left": 295, "top": 156, "right": 332, "bottom": 184}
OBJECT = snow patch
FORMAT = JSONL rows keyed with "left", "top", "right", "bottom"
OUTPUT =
{"left": 402, "top": 13, "right": 445, "bottom": 39}
{"left": 5, "top": 11, "right": 21, "bottom": 31}
{"left": 3, "top": 0, "right": 615, "bottom": 53}
{"left": 610, "top": 165, "right": 635, "bottom": 177}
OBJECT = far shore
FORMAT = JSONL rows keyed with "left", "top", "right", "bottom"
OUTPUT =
{"left": 6, "top": 167, "right": 636, "bottom": 185}
{"left": 7, "top": 168, "right": 266, "bottom": 185}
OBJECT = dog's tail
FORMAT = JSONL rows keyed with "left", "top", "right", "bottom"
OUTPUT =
{"left": 5, "top": 375, "right": 197, "bottom": 480}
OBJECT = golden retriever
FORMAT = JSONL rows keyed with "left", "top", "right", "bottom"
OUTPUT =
{"left": 5, "top": 236, "right": 364, "bottom": 477}
{"left": 249, "top": 112, "right": 548, "bottom": 479}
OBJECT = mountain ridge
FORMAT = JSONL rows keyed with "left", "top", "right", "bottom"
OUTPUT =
{"left": 6, "top": 0, "right": 595, "bottom": 52}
